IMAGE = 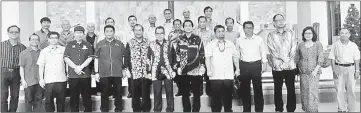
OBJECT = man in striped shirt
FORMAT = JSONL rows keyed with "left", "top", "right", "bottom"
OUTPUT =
{"left": 1, "top": 25, "right": 27, "bottom": 112}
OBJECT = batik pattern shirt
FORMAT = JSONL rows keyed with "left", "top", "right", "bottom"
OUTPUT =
{"left": 148, "top": 39, "right": 174, "bottom": 80}
{"left": 125, "top": 38, "right": 151, "bottom": 79}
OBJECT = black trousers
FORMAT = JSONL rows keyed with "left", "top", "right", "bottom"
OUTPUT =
{"left": 99, "top": 77, "right": 123, "bottom": 112}
{"left": 153, "top": 79, "right": 174, "bottom": 112}
{"left": 179, "top": 75, "right": 202, "bottom": 112}
{"left": 68, "top": 78, "right": 92, "bottom": 112}
{"left": 238, "top": 60, "right": 264, "bottom": 112}
{"left": 128, "top": 78, "right": 133, "bottom": 95}
{"left": 24, "top": 84, "right": 44, "bottom": 112}
{"left": 132, "top": 78, "right": 152, "bottom": 112}
{"left": 272, "top": 70, "right": 296, "bottom": 112}
{"left": 44, "top": 82, "right": 67, "bottom": 112}
{"left": 1, "top": 68, "right": 20, "bottom": 112}
{"left": 210, "top": 80, "right": 233, "bottom": 112}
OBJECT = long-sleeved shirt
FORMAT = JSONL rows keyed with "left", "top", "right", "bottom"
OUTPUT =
{"left": 267, "top": 29, "right": 297, "bottom": 71}
{"left": 147, "top": 39, "right": 174, "bottom": 80}
{"left": 124, "top": 37, "right": 151, "bottom": 79}
{"left": 170, "top": 33, "right": 205, "bottom": 76}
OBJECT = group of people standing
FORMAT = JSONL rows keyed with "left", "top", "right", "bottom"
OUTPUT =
{"left": 1, "top": 6, "right": 360, "bottom": 113}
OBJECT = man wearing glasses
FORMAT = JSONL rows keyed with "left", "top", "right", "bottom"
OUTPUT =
{"left": 236, "top": 21, "right": 267, "bottom": 112}
{"left": 1, "top": 25, "right": 26, "bottom": 112}
{"left": 267, "top": 14, "right": 297, "bottom": 112}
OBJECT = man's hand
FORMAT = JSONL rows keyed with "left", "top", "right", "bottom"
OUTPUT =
{"left": 21, "top": 79, "right": 28, "bottom": 88}
{"left": 177, "top": 68, "right": 182, "bottom": 75}
{"left": 311, "top": 69, "right": 318, "bottom": 77}
{"left": 94, "top": 73, "right": 100, "bottom": 82}
{"left": 261, "top": 63, "right": 267, "bottom": 73}
{"left": 355, "top": 71, "right": 360, "bottom": 80}
{"left": 235, "top": 69, "right": 240, "bottom": 77}
{"left": 151, "top": 76, "right": 157, "bottom": 81}
{"left": 171, "top": 71, "right": 176, "bottom": 78}
{"left": 333, "top": 72, "right": 339, "bottom": 80}
{"left": 39, "top": 79, "right": 45, "bottom": 88}
{"left": 74, "top": 66, "right": 83, "bottom": 75}
{"left": 207, "top": 71, "right": 213, "bottom": 77}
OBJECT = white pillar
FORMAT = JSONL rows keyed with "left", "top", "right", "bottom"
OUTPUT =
{"left": 285, "top": 1, "right": 298, "bottom": 25}
{"left": 33, "top": 1, "right": 47, "bottom": 32}
{"left": 19, "top": 1, "right": 34, "bottom": 46}
{"left": 239, "top": 1, "right": 249, "bottom": 23}
{"left": 297, "top": 1, "right": 312, "bottom": 42}
{"left": 2, "top": 1, "right": 19, "bottom": 41}
{"left": 311, "top": 1, "right": 329, "bottom": 49}
{"left": 86, "top": 1, "right": 95, "bottom": 24}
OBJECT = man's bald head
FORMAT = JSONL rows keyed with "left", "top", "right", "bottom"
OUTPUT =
{"left": 183, "top": 8, "right": 190, "bottom": 18}
{"left": 148, "top": 14, "right": 157, "bottom": 24}
{"left": 61, "top": 20, "right": 71, "bottom": 31}
{"left": 87, "top": 22, "right": 95, "bottom": 33}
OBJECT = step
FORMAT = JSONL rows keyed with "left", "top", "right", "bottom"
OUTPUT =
{"left": 15, "top": 80, "right": 360, "bottom": 112}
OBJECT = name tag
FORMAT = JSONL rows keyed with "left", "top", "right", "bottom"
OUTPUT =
{"left": 82, "top": 45, "right": 88, "bottom": 49}
{"left": 115, "top": 43, "right": 119, "bottom": 46}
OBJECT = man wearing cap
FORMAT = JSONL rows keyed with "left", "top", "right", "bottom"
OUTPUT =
{"left": 145, "top": 14, "right": 157, "bottom": 41}
{"left": 34, "top": 17, "right": 52, "bottom": 49}
{"left": 64, "top": 26, "right": 94, "bottom": 112}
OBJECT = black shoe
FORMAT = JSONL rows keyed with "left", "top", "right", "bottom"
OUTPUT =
{"left": 127, "top": 93, "right": 132, "bottom": 98}
{"left": 175, "top": 92, "right": 181, "bottom": 96}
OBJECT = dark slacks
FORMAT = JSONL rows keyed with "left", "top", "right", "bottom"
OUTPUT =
{"left": 1, "top": 68, "right": 21, "bottom": 112}
{"left": 44, "top": 82, "right": 67, "bottom": 112}
{"left": 272, "top": 70, "right": 296, "bottom": 112}
{"left": 24, "top": 84, "right": 44, "bottom": 112}
{"left": 179, "top": 75, "right": 203, "bottom": 112}
{"left": 132, "top": 78, "right": 152, "bottom": 112}
{"left": 210, "top": 80, "right": 233, "bottom": 112}
{"left": 238, "top": 60, "right": 264, "bottom": 112}
{"left": 153, "top": 79, "right": 174, "bottom": 112}
{"left": 128, "top": 78, "right": 133, "bottom": 95}
{"left": 68, "top": 78, "right": 92, "bottom": 112}
{"left": 99, "top": 77, "right": 123, "bottom": 112}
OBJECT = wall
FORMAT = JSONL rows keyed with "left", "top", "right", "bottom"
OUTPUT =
{"left": 311, "top": 1, "right": 329, "bottom": 50}
{"left": 2, "top": 1, "right": 19, "bottom": 42}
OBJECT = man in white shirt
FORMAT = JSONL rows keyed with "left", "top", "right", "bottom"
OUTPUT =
{"left": 236, "top": 21, "right": 267, "bottom": 112}
{"left": 329, "top": 28, "right": 360, "bottom": 112}
{"left": 205, "top": 25, "right": 240, "bottom": 112}
{"left": 145, "top": 14, "right": 157, "bottom": 41}
{"left": 37, "top": 31, "right": 67, "bottom": 112}
{"left": 163, "top": 9, "right": 173, "bottom": 38}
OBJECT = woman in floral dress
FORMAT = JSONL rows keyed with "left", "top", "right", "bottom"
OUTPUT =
{"left": 295, "top": 26, "right": 323, "bottom": 112}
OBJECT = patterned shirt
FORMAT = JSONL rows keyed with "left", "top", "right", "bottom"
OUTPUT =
{"left": 267, "top": 29, "right": 297, "bottom": 71}
{"left": 59, "top": 31, "right": 74, "bottom": 46}
{"left": 193, "top": 28, "right": 215, "bottom": 47}
{"left": 168, "top": 29, "right": 184, "bottom": 41}
{"left": 0, "top": 40, "right": 26, "bottom": 68}
{"left": 170, "top": 34, "right": 205, "bottom": 76}
{"left": 124, "top": 38, "right": 151, "bottom": 79}
{"left": 147, "top": 39, "right": 174, "bottom": 80}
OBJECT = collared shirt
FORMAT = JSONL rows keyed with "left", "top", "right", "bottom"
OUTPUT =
{"left": 0, "top": 40, "right": 26, "bottom": 68}
{"left": 225, "top": 31, "right": 240, "bottom": 45}
{"left": 205, "top": 39, "right": 239, "bottom": 80}
{"left": 168, "top": 29, "right": 185, "bottom": 41}
{"left": 148, "top": 39, "right": 174, "bottom": 80}
{"left": 328, "top": 40, "right": 360, "bottom": 64}
{"left": 37, "top": 45, "right": 67, "bottom": 84}
{"left": 206, "top": 19, "right": 218, "bottom": 31}
{"left": 237, "top": 34, "right": 268, "bottom": 63}
{"left": 164, "top": 20, "right": 173, "bottom": 38}
{"left": 59, "top": 31, "right": 74, "bottom": 46}
{"left": 122, "top": 27, "right": 135, "bottom": 44}
{"left": 193, "top": 28, "right": 215, "bottom": 47}
{"left": 19, "top": 47, "right": 40, "bottom": 86}
{"left": 124, "top": 38, "right": 151, "bottom": 79}
{"left": 95, "top": 38, "right": 125, "bottom": 78}
{"left": 170, "top": 34, "right": 205, "bottom": 76}
{"left": 267, "top": 29, "right": 297, "bottom": 71}
{"left": 145, "top": 26, "right": 157, "bottom": 41}
{"left": 85, "top": 32, "right": 98, "bottom": 48}
{"left": 64, "top": 41, "right": 94, "bottom": 78}
{"left": 34, "top": 29, "right": 50, "bottom": 49}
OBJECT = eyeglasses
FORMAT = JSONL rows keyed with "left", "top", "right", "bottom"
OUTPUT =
{"left": 9, "top": 31, "right": 19, "bottom": 34}
{"left": 155, "top": 33, "right": 165, "bottom": 35}
{"left": 304, "top": 32, "right": 313, "bottom": 35}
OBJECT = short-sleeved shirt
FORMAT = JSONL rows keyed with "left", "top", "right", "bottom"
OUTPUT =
{"left": 19, "top": 48, "right": 41, "bottom": 86}
{"left": 37, "top": 45, "right": 67, "bottom": 84}
{"left": 34, "top": 29, "right": 51, "bottom": 49}
{"left": 145, "top": 26, "right": 157, "bottom": 41}
{"left": 225, "top": 31, "right": 240, "bottom": 45}
{"left": 328, "top": 41, "right": 360, "bottom": 64}
{"left": 64, "top": 40, "right": 94, "bottom": 78}
{"left": 95, "top": 38, "right": 125, "bottom": 78}
{"left": 205, "top": 39, "right": 239, "bottom": 80}
{"left": 0, "top": 40, "right": 26, "bottom": 68}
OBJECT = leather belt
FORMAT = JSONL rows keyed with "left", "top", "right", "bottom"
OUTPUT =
{"left": 1, "top": 67, "right": 18, "bottom": 72}
{"left": 335, "top": 63, "right": 355, "bottom": 67}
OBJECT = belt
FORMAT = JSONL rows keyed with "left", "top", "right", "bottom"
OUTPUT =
{"left": 335, "top": 63, "right": 355, "bottom": 67}
{"left": 1, "top": 67, "right": 19, "bottom": 72}
{"left": 240, "top": 60, "right": 261, "bottom": 64}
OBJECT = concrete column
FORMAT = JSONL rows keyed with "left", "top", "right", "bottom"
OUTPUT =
{"left": 311, "top": 1, "right": 329, "bottom": 49}
{"left": 297, "top": 1, "right": 312, "bottom": 42}
{"left": 19, "top": 1, "right": 34, "bottom": 46}
{"left": 33, "top": 1, "right": 47, "bottom": 32}
{"left": 86, "top": 1, "right": 95, "bottom": 24}
{"left": 2, "top": 1, "right": 19, "bottom": 41}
